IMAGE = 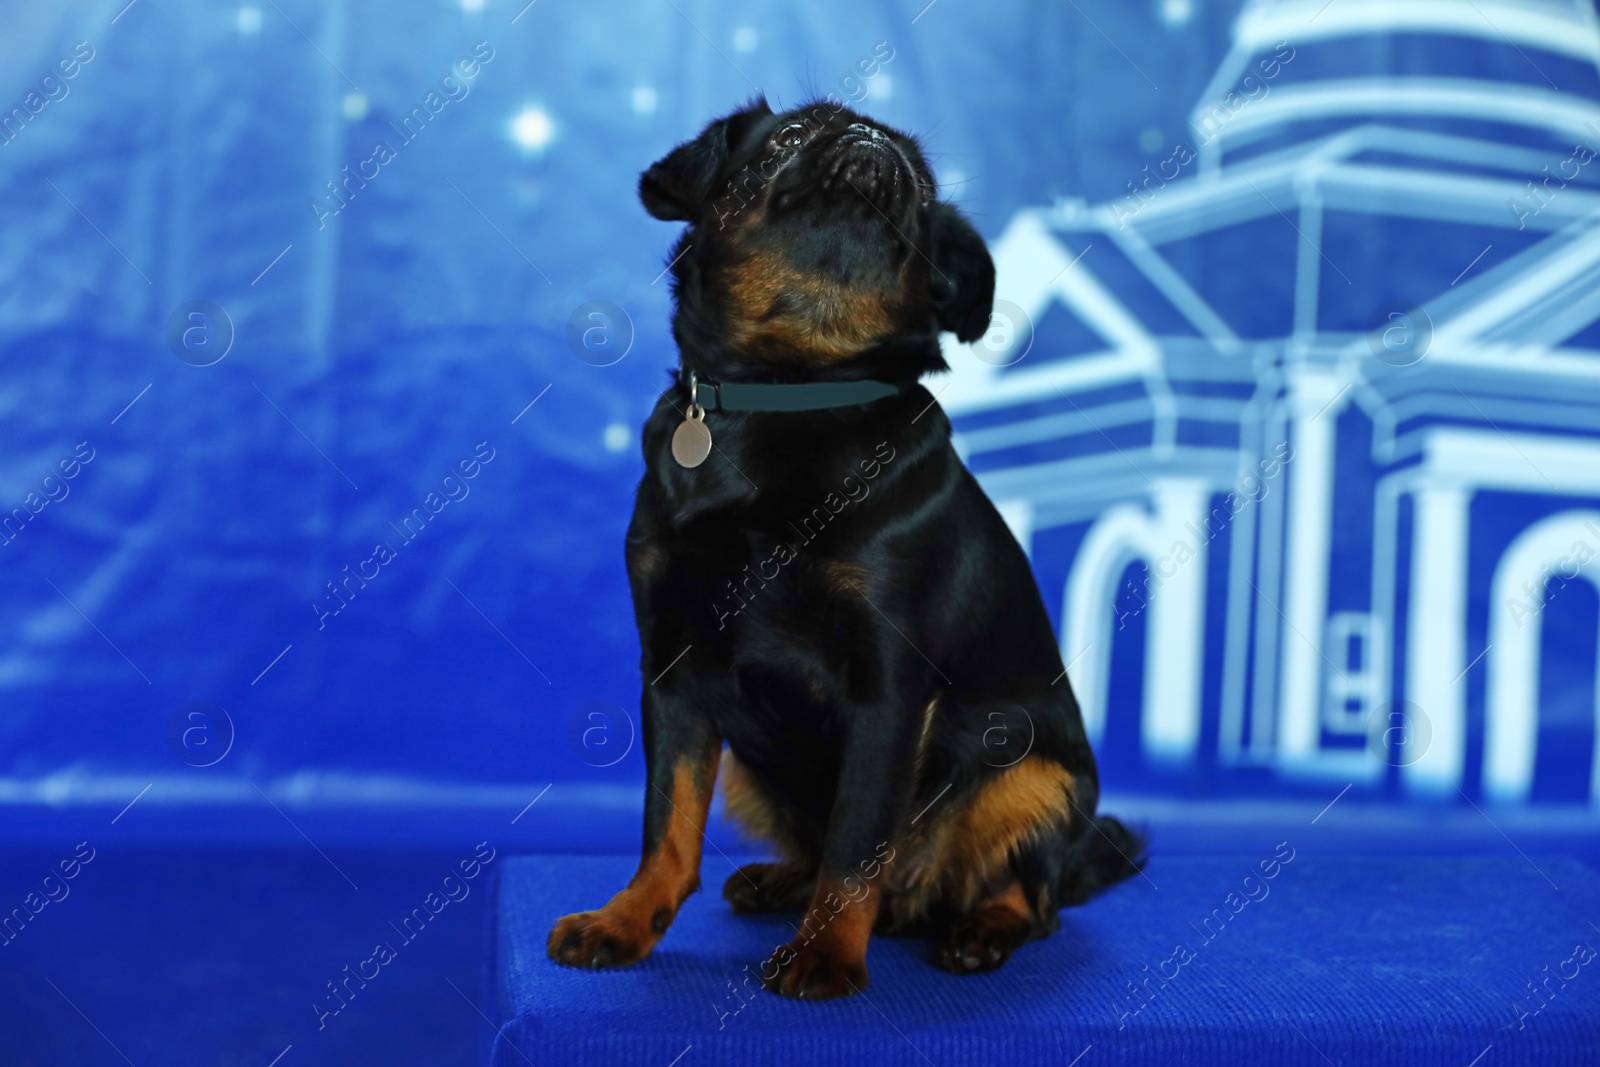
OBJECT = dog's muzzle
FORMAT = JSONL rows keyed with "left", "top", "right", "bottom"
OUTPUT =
{"left": 819, "top": 124, "right": 915, "bottom": 212}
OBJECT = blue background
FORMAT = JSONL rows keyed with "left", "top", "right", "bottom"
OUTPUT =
{"left": 0, "top": 0, "right": 1248, "bottom": 818}
{"left": 4, "top": 0, "right": 1600, "bottom": 834}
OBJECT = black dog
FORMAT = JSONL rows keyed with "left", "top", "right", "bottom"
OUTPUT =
{"left": 548, "top": 98, "right": 1143, "bottom": 999}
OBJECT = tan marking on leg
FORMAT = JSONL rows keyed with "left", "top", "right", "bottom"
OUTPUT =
{"left": 885, "top": 756, "right": 1074, "bottom": 926}
{"left": 626, "top": 754, "right": 716, "bottom": 915}
{"left": 763, "top": 871, "right": 883, "bottom": 999}
{"left": 986, "top": 880, "right": 1030, "bottom": 917}
{"left": 548, "top": 745, "right": 718, "bottom": 967}
{"left": 800, "top": 872, "right": 882, "bottom": 964}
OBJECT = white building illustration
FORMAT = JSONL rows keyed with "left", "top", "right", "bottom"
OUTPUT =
{"left": 939, "top": 0, "right": 1600, "bottom": 803}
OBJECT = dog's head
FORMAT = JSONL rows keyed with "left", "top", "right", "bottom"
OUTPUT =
{"left": 640, "top": 98, "right": 994, "bottom": 369}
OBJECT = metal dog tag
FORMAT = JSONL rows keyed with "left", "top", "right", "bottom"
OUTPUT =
{"left": 672, "top": 406, "right": 712, "bottom": 468}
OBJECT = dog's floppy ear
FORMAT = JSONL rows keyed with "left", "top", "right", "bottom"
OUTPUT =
{"left": 639, "top": 99, "right": 773, "bottom": 222}
{"left": 927, "top": 202, "right": 996, "bottom": 343}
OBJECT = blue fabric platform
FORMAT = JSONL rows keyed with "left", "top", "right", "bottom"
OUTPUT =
{"left": 493, "top": 853, "right": 1600, "bottom": 1065}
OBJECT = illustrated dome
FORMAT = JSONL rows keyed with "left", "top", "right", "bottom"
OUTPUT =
{"left": 1197, "top": 0, "right": 1600, "bottom": 167}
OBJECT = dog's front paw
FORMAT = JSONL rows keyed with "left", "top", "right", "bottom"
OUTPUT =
{"left": 761, "top": 941, "right": 869, "bottom": 1000}
{"left": 547, "top": 909, "right": 656, "bottom": 969}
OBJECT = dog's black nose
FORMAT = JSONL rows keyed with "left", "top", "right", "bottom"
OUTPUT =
{"left": 844, "top": 123, "right": 890, "bottom": 149}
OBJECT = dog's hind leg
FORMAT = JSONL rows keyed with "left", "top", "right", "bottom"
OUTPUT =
{"left": 927, "top": 804, "right": 1147, "bottom": 973}
{"left": 899, "top": 755, "right": 1086, "bottom": 973}
{"left": 724, "top": 861, "right": 816, "bottom": 913}
{"left": 719, "top": 749, "right": 819, "bottom": 913}
{"left": 933, "top": 879, "right": 1042, "bottom": 974}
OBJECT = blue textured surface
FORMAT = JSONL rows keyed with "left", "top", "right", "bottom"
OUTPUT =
{"left": 494, "top": 853, "right": 1600, "bottom": 1065}
{"left": 0, "top": 846, "right": 496, "bottom": 1066}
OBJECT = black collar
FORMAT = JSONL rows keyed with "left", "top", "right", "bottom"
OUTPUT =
{"left": 676, "top": 369, "right": 902, "bottom": 414}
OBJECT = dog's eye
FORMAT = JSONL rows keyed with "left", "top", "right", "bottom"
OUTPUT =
{"left": 772, "top": 123, "right": 807, "bottom": 150}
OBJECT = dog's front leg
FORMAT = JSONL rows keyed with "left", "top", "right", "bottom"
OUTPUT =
{"left": 548, "top": 690, "right": 719, "bottom": 969}
{"left": 760, "top": 689, "right": 922, "bottom": 999}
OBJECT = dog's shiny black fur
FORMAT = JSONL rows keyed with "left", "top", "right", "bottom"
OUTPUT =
{"left": 548, "top": 97, "right": 1143, "bottom": 999}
